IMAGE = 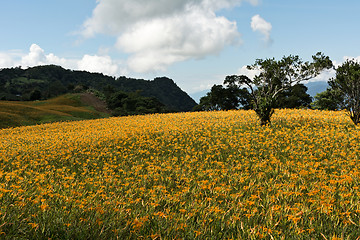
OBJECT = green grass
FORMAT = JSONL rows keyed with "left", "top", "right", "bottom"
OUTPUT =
{"left": 0, "top": 94, "right": 110, "bottom": 129}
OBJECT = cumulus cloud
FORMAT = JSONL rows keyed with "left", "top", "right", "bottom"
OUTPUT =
{"left": 310, "top": 56, "right": 360, "bottom": 83}
{"left": 117, "top": 8, "right": 240, "bottom": 72}
{"left": 251, "top": 14, "right": 272, "bottom": 44}
{"left": 80, "top": 0, "right": 258, "bottom": 72}
{"left": 20, "top": 44, "right": 70, "bottom": 68}
{"left": 77, "top": 55, "right": 119, "bottom": 75}
{"left": 0, "top": 44, "right": 122, "bottom": 76}
{"left": 309, "top": 57, "right": 360, "bottom": 82}
{"left": 310, "top": 68, "right": 335, "bottom": 82}
{"left": 0, "top": 52, "right": 16, "bottom": 68}
{"left": 21, "top": 44, "right": 47, "bottom": 66}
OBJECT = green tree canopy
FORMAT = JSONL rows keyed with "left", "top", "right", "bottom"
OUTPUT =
{"left": 194, "top": 84, "right": 251, "bottom": 111}
{"left": 311, "top": 88, "right": 343, "bottom": 110}
{"left": 225, "top": 52, "right": 333, "bottom": 125}
{"left": 106, "top": 90, "right": 169, "bottom": 116}
{"left": 328, "top": 59, "right": 360, "bottom": 125}
{"left": 275, "top": 84, "right": 312, "bottom": 109}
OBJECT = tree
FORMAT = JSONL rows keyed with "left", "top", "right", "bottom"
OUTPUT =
{"left": 195, "top": 85, "right": 226, "bottom": 111}
{"left": 276, "top": 84, "right": 312, "bottom": 109}
{"left": 328, "top": 59, "right": 360, "bottom": 125}
{"left": 311, "top": 88, "right": 343, "bottom": 110}
{"left": 225, "top": 53, "right": 333, "bottom": 125}
{"left": 106, "top": 90, "right": 169, "bottom": 116}
{"left": 29, "top": 89, "right": 42, "bottom": 101}
{"left": 222, "top": 78, "right": 253, "bottom": 110}
{"left": 194, "top": 84, "right": 251, "bottom": 111}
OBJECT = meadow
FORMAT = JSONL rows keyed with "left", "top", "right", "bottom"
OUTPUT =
{"left": 0, "top": 109, "right": 359, "bottom": 239}
{"left": 0, "top": 93, "right": 110, "bottom": 129}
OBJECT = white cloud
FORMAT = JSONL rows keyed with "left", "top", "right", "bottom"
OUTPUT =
{"left": 80, "top": 0, "right": 257, "bottom": 72}
{"left": 0, "top": 44, "right": 123, "bottom": 76}
{"left": 251, "top": 14, "right": 272, "bottom": 43}
{"left": 310, "top": 68, "right": 335, "bottom": 82}
{"left": 117, "top": 7, "right": 240, "bottom": 72}
{"left": 81, "top": 0, "right": 257, "bottom": 37}
{"left": 0, "top": 53, "right": 15, "bottom": 68}
{"left": 308, "top": 56, "right": 360, "bottom": 83}
{"left": 21, "top": 44, "right": 46, "bottom": 66}
{"left": 237, "top": 65, "right": 260, "bottom": 79}
{"left": 343, "top": 55, "right": 360, "bottom": 63}
{"left": 311, "top": 56, "right": 360, "bottom": 83}
{"left": 20, "top": 44, "right": 70, "bottom": 68}
{"left": 77, "top": 55, "right": 119, "bottom": 76}
{"left": 81, "top": 0, "right": 191, "bottom": 37}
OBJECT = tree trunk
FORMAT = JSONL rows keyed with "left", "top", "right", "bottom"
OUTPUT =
{"left": 255, "top": 106, "right": 274, "bottom": 126}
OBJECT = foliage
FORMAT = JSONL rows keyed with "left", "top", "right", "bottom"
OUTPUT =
{"left": 225, "top": 53, "right": 333, "bottom": 125}
{"left": 194, "top": 84, "right": 251, "bottom": 111}
{"left": 328, "top": 59, "right": 360, "bottom": 125}
{"left": 195, "top": 82, "right": 311, "bottom": 112}
{"left": 116, "top": 77, "right": 197, "bottom": 112}
{"left": 311, "top": 88, "right": 344, "bottom": 110}
{"left": 0, "top": 109, "right": 359, "bottom": 239}
{"left": 0, "top": 65, "right": 197, "bottom": 112}
{"left": 106, "top": 90, "right": 170, "bottom": 116}
{"left": 86, "top": 88, "right": 106, "bottom": 102}
{"left": 29, "top": 89, "right": 42, "bottom": 101}
{"left": 275, "top": 84, "right": 312, "bottom": 108}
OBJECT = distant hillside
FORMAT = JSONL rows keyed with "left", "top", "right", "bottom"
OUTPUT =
{"left": 305, "top": 81, "right": 328, "bottom": 97}
{"left": 190, "top": 90, "right": 209, "bottom": 104}
{"left": 115, "top": 76, "right": 197, "bottom": 112}
{"left": 0, "top": 65, "right": 197, "bottom": 112}
{"left": 0, "top": 93, "right": 111, "bottom": 129}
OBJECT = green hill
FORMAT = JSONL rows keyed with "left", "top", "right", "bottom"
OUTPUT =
{"left": 0, "top": 65, "right": 197, "bottom": 112}
{"left": 0, "top": 93, "right": 111, "bottom": 129}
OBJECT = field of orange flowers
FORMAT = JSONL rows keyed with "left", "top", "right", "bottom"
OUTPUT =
{"left": 0, "top": 109, "right": 359, "bottom": 239}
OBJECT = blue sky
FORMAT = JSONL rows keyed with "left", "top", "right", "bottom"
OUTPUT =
{"left": 1, "top": 0, "right": 360, "bottom": 96}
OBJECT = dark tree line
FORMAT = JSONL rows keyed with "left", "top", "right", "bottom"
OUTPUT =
{"left": 195, "top": 82, "right": 312, "bottom": 112}
{"left": 196, "top": 53, "right": 332, "bottom": 125}
{"left": 194, "top": 84, "right": 252, "bottom": 111}
{"left": 103, "top": 87, "right": 170, "bottom": 116}
{"left": 197, "top": 54, "right": 360, "bottom": 126}
{"left": 2, "top": 57, "right": 360, "bottom": 125}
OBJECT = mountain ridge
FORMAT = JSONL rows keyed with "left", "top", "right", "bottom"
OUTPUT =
{"left": 0, "top": 65, "right": 197, "bottom": 112}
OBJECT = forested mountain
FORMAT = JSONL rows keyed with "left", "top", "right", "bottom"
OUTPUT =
{"left": 0, "top": 65, "right": 197, "bottom": 112}
{"left": 115, "top": 77, "right": 196, "bottom": 112}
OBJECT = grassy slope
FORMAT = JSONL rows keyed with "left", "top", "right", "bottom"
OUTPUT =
{"left": 0, "top": 93, "right": 111, "bottom": 129}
